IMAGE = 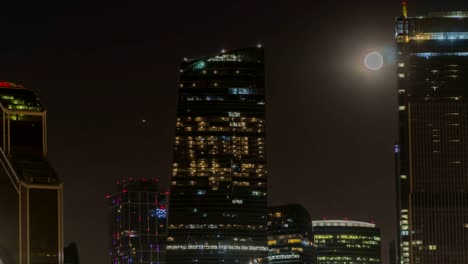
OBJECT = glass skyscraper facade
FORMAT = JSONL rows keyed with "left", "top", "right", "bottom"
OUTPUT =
{"left": 395, "top": 7, "right": 468, "bottom": 264}
{"left": 312, "top": 220, "right": 381, "bottom": 264}
{"left": 108, "top": 177, "right": 168, "bottom": 264}
{"left": 0, "top": 81, "right": 63, "bottom": 264}
{"left": 268, "top": 204, "right": 315, "bottom": 264}
{"left": 166, "top": 47, "right": 268, "bottom": 264}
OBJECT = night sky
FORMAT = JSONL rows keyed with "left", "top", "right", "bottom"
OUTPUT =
{"left": 1, "top": 0, "right": 468, "bottom": 263}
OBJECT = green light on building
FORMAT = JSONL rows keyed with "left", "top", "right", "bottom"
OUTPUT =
{"left": 193, "top": 61, "right": 206, "bottom": 70}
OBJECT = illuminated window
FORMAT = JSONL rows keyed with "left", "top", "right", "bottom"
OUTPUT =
{"left": 287, "top": 239, "right": 301, "bottom": 244}
{"left": 291, "top": 247, "right": 304, "bottom": 252}
{"left": 232, "top": 199, "right": 243, "bottom": 204}
{"left": 229, "top": 88, "right": 253, "bottom": 95}
{"left": 207, "top": 54, "right": 241, "bottom": 62}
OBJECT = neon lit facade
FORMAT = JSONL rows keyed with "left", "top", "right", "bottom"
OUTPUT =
{"left": 312, "top": 220, "right": 381, "bottom": 264}
{"left": 268, "top": 204, "right": 315, "bottom": 264}
{"left": 396, "top": 9, "right": 468, "bottom": 264}
{"left": 166, "top": 47, "right": 267, "bottom": 264}
{"left": 0, "top": 81, "right": 63, "bottom": 264}
{"left": 108, "top": 177, "right": 168, "bottom": 264}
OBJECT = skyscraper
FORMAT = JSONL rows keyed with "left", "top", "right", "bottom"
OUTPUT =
{"left": 108, "top": 177, "right": 168, "bottom": 264}
{"left": 0, "top": 81, "right": 63, "bottom": 264}
{"left": 395, "top": 5, "right": 468, "bottom": 264}
{"left": 268, "top": 204, "right": 315, "bottom": 264}
{"left": 312, "top": 220, "right": 381, "bottom": 264}
{"left": 166, "top": 47, "right": 268, "bottom": 264}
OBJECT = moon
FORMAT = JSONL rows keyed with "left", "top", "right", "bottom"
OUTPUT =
{"left": 364, "top": 52, "right": 384, "bottom": 70}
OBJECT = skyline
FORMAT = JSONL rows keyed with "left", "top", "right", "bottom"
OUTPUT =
{"left": 1, "top": 1, "right": 468, "bottom": 263}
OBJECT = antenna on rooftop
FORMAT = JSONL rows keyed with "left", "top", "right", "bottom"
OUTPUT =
{"left": 402, "top": 1, "right": 408, "bottom": 18}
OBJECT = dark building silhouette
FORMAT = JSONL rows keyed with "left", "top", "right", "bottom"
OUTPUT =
{"left": 0, "top": 81, "right": 63, "bottom": 264}
{"left": 268, "top": 204, "right": 315, "bottom": 264}
{"left": 395, "top": 5, "right": 468, "bottom": 264}
{"left": 166, "top": 47, "right": 268, "bottom": 264}
{"left": 312, "top": 220, "right": 381, "bottom": 264}
{"left": 389, "top": 240, "right": 397, "bottom": 264}
{"left": 64, "top": 243, "right": 79, "bottom": 264}
{"left": 108, "top": 177, "right": 168, "bottom": 264}
{"left": 0, "top": 248, "right": 10, "bottom": 264}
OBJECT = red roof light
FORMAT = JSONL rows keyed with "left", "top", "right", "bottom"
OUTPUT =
{"left": 0, "top": 82, "right": 11, "bottom": 88}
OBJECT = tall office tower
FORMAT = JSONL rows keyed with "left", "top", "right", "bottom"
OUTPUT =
{"left": 108, "top": 177, "right": 168, "bottom": 264}
{"left": 0, "top": 81, "right": 63, "bottom": 264}
{"left": 166, "top": 47, "right": 267, "bottom": 264}
{"left": 267, "top": 204, "right": 315, "bottom": 264}
{"left": 312, "top": 220, "right": 381, "bottom": 264}
{"left": 395, "top": 3, "right": 468, "bottom": 263}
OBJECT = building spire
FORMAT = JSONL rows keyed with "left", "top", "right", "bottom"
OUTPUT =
{"left": 402, "top": 1, "right": 408, "bottom": 18}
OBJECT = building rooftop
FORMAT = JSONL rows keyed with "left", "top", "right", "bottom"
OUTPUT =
{"left": 312, "top": 220, "right": 375, "bottom": 228}
{"left": 181, "top": 47, "right": 264, "bottom": 72}
{"left": 428, "top": 11, "right": 468, "bottom": 18}
{"left": 0, "top": 81, "right": 43, "bottom": 112}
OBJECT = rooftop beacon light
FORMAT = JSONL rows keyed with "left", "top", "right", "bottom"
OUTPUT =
{"left": 402, "top": 1, "right": 408, "bottom": 18}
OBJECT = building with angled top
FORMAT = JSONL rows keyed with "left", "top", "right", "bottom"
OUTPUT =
{"left": 268, "top": 204, "right": 315, "bottom": 264}
{"left": 108, "top": 177, "right": 168, "bottom": 264}
{"left": 0, "top": 81, "right": 63, "bottom": 264}
{"left": 395, "top": 4, "right": 468, "bottom": 264}
{"left": 166, "top": 47, "right": 268, "bottom": 264}
{"left": 312, "top": 220, "right": 381, "bottom": 264}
